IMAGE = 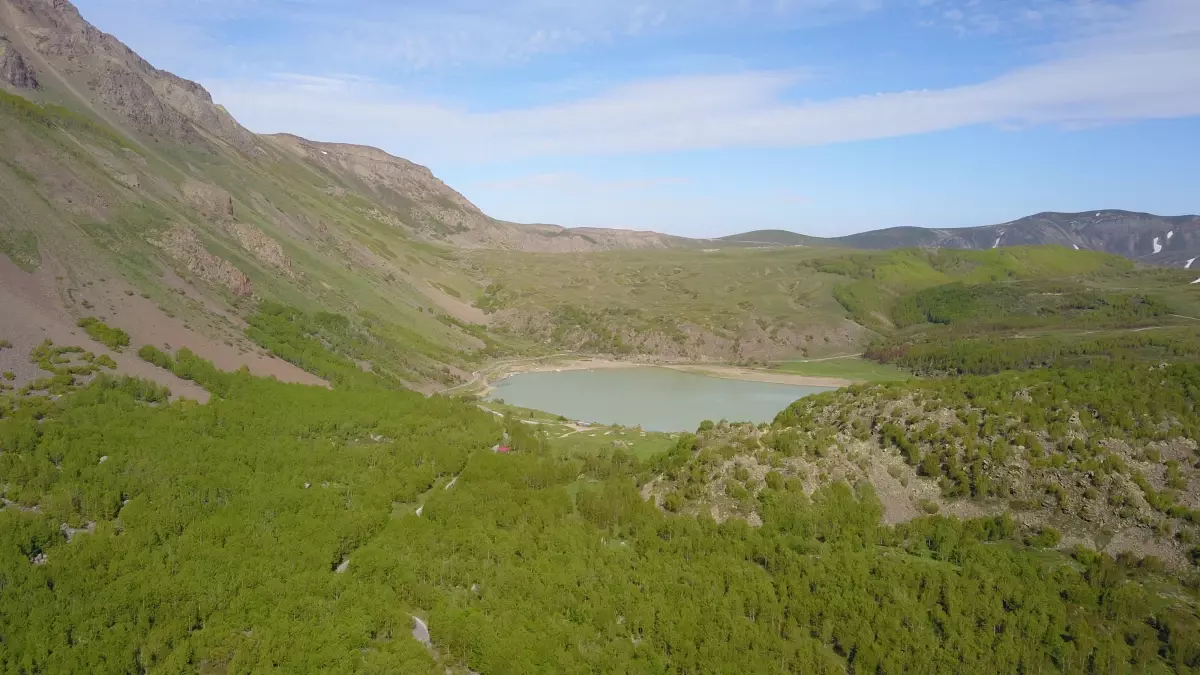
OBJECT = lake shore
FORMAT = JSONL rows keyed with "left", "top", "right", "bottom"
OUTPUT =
{"left": 659, "top": 364, "right": 854, "bottom": 389}
{"left": 452, "top": 356, "right": 856, "bottom": 397}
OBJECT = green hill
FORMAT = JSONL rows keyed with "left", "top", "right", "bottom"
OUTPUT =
{"left": 2, "top": 1, "right": 1199, "bottom": 673}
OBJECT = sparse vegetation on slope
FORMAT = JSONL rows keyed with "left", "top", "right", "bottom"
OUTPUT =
{"left": 472, "top": 247, "right": 864, "bottom": 360}
{"left": 808, "top": 246, "right": 1133, "bottom": 331}
{"left": 76, "top": 317, "right": 131, "bottom": 351}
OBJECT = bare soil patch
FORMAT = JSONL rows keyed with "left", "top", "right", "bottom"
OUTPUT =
{"left": 0, "top": 256, "right": 210, "bottom": 401}
{"left": 424, "top": 282, "right": 489, "bottom": 326}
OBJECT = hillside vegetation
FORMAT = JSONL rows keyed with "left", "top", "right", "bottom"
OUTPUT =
{"left": 470, "top": 245, "right": 1146, "bottom": 362}
{"left": 648, "top": 268, "right": 1200, "bottom": 572}
{"left": 2, "top": 2, "right": 1199, "bottom": 672}
{"left": 2, "top": 338, "right": 1199, "bottom": 673}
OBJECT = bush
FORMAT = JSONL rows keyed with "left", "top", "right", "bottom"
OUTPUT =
{"left": 725, "top": 482, "right": 750, "bottom": 500}
{"left": 137, "top": 344, "right": 173, "bottom": 370}
{"left": 76, "top": 317, "right": 130, "bottom": 351}
{"left": 663, "top": 491, "right": 685, "bottom": 512}
{"left": 1026, "top": 526, "right": 1062, "bottom": 549}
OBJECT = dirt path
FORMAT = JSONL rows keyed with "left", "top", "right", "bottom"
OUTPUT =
{"left": 412, "top": 615, "right": 432, "bottom": 649}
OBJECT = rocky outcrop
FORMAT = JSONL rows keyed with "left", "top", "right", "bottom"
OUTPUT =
{"left": 90, "top": 63, "right": 199, "bottom": 141}
{"left": 151, "top": 223, "right": 252, "bottom": 297}
{"left": 0, "top": 35, "right": 37, "bottom": 88}
{"left": 5, "top": 0, "right": 261, "bottom": 150}
{"left": 225, "top": 222, "right": 295, "bottom": 278}
{"left": 265, "top": 133, "right": 692, "bottom": 252}
{"left": 180, "top": 179, "right": 234, "bottom": 220}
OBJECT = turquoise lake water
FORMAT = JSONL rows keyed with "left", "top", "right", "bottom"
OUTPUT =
{"left": 486, "top": 367, "right": 834, "bottom": 432}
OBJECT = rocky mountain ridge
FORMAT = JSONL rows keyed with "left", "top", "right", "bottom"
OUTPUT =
{"left": 726, "top": 210, "right": 1200, "bottom": 268}
{"left": 5, "top": 0, "right": 1192, "bottom": 263}
{"left": 0, "top": 0, "right": 676, "bottom": 254}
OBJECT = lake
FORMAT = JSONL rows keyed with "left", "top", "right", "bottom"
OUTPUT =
{"left": 486, "top": 367, "right": 835, "bottom": 432}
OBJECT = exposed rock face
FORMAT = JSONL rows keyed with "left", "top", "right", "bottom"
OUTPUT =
{"left": 5, "top": 0, "right": 260, "bottom": 151}
{"left": 0, "top": 35, "right": 37, "bottom": 88}
{"left": 263, "top": 133, "right": 691, "bottom": 252}
{"left": 181, "top": 179, "right": 234, "bottom": 220}
{"left": 89, "top": 63, "right": 200, "bottom": 141}
{"left": 151, "top": 223, "right": 252, "bottom": 297}
{"left": 225, "top": 222, "right": 295, "bottom": 277}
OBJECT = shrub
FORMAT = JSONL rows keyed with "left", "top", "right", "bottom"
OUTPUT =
{"left": 725, "top": 482, "right": 750, "bottom": 500}
{"left": 76, "top": 317, "right": 130, "bottom": 351}
{"left": 663, "top": 491, "right": 685, "bottom": 512}
{"left": 137, "top": 345, "right": 173, "bottom": 370}
{"left": 1026, "top": 527, "right": 1062, "bottom": 549}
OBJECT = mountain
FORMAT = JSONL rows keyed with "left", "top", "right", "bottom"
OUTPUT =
{"left": 1, "top": 0, "right": 1195, "bottom": 398}
{"left": 737, "top": 211, "right": 1200, "bottom": 268}
{"left": 716, "top": 229, "right": 820, "bottom": 247}
{"left": 0, "top": 0, "right": 701, "bottom": 395}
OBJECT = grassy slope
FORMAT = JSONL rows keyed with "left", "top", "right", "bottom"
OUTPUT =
{"left": 774, "top": 356, "right": 911, "bottom": 382}
{"left": 0, "top": 87, "right": 511, "bottom": 387}
{"left": 471, "top": 244, "right": 1148, "bottom": 364}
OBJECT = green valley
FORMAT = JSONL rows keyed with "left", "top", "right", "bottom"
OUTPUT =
{"left": 1, "top": 1, "right": 1199, "bottom": 673}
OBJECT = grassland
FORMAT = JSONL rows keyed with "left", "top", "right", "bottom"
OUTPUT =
{"left": 470, "top": 245, "right": 1152, "bottom": 365}
{"left": 773, "top": 356, "right": 911, "bottom": 382}
{"left": 473, "top": 246, "right": 871, "bottom": 360}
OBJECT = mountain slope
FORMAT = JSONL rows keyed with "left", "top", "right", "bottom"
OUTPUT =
{"left": 754, "top": 211, "right": 1200, "bottom": 268}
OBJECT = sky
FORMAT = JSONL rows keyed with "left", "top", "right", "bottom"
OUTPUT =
{"left": 73, "top": 0, "right": 1200, "bottom": 237}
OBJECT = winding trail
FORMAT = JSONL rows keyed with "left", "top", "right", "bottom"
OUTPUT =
{"left": 411, "top": 615, "right": 432, "bottom": 650}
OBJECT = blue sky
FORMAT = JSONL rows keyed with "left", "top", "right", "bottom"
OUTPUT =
{"left": 74, "top": 0, "right": 1200, "bottom": 237}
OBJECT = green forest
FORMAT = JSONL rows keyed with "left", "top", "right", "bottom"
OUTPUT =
{"left": 1, "top": 334, "right": 1199, "bottom": 673}
{"left": 3, "top": 247, "right": 1200, "bottom": 673}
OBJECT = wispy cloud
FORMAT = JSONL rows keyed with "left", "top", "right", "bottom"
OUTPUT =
{"left": 209, "top": 0, "right": 1200, "bottom": 162}
{"left": 915, "top": 0, "right": 1128, "bottom": 36}
{"left": 477, "top": 172, "right": 690, "bottom": 192}
{"left": 77, "top": 0, "right": 885, "bottom": 71}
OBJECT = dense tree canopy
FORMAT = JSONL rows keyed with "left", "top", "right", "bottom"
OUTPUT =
{"left": 1, "top": 342, "right": 1198, "bottom": 673}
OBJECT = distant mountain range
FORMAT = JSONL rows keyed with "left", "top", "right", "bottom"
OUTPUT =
{"left": 719, "top": 211, "right": 1200, "bottom": 268}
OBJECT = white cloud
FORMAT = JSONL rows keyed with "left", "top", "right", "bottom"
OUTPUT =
{"left": 208, "top": 0, "right": 1200, "bottom": 162}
